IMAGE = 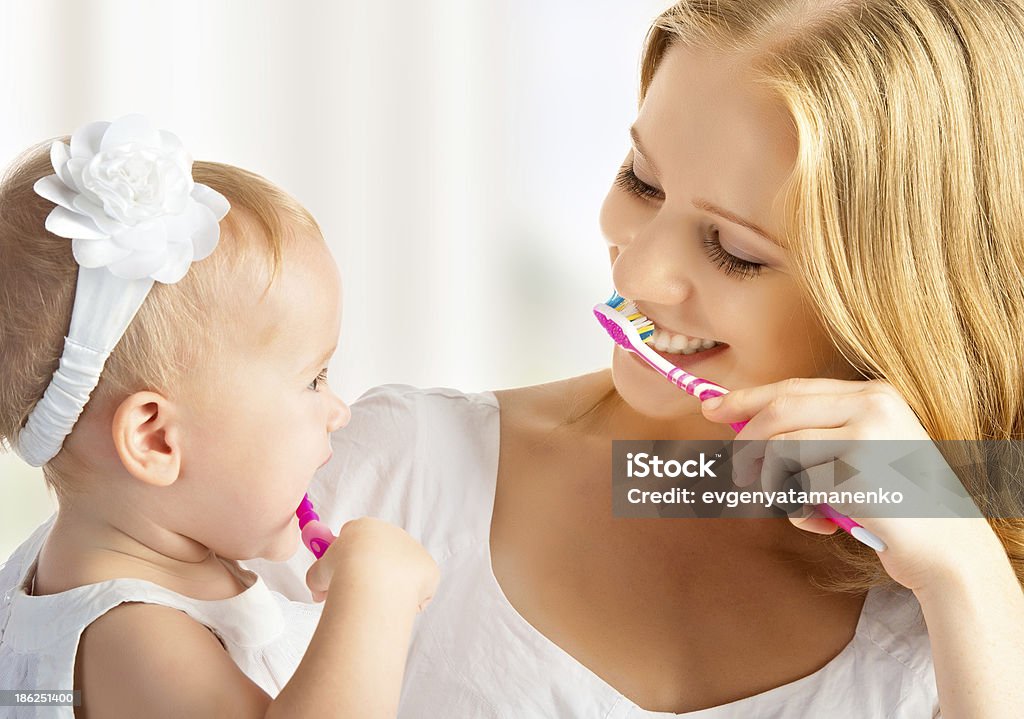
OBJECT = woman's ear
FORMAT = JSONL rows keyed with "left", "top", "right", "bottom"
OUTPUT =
{"left": 111, "top": 391, "right": 182, "bottom": 487}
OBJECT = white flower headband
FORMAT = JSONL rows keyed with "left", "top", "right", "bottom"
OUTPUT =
{"left": 15, "top": 114, "right": 230, "bottom": 467}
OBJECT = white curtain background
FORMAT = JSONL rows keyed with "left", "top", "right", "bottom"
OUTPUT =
{"left": 0, "top": 0, "right": 669, "bottom": 558}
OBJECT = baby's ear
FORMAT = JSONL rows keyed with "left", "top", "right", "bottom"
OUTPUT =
{"left": 111, "top": 391, "right": 181, "bottom": 487}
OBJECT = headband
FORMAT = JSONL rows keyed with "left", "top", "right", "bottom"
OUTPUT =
{"left": 15, "top": 114, "right": 229, "bottom": 467}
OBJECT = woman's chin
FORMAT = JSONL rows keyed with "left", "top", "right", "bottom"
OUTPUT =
{"left": 610, "top": 347, "right": 707, "bottom": 419}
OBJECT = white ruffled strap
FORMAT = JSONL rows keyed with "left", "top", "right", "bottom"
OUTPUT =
{"left": 16, "top": 269, "right": 154, "bottom": 466}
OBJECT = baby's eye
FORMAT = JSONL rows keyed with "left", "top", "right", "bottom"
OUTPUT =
{"left": 309, "top": 369, "right": 329, "bottom": 392}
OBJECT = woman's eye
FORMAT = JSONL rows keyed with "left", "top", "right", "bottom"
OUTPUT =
{"left": 702, "top": 226, "right": 764, "bottom": 279}
{"left": 309, "top": 369, "right": 329, "bottom": 391}
{"left": 615, "top": 163, "right": 765, "bottom": 280}
{"left": 615, "top": 163, "right": 663, "bottom": 200}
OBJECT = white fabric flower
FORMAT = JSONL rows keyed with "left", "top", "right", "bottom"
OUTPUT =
{"left": 33, "top": 114, "right": 230, "bottom": 283}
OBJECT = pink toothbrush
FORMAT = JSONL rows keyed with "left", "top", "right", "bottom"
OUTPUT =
{"left": 594, "top": 291, "right": 887, "bottom": 552}
{"left": 296, "top": 494, "right": 336, "bottom": 559}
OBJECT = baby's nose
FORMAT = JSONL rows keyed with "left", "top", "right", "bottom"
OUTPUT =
{"left": 328, "top": 394, "right": 352, "bottom": 432}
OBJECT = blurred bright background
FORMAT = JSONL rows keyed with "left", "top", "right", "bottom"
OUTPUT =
{"left": 0, "top": 0, "right": 669, "bottom": 558}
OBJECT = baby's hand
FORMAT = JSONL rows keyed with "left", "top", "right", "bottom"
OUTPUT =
{"left": 305, "top": 516, "right": 440, "bottom": 611}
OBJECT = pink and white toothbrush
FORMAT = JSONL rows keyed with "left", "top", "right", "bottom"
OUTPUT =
{"left": 296, "top": 495, "right": 336, "bottom": 559}
{"left": 594, "top": 291, "right": 887, "bottom": 552}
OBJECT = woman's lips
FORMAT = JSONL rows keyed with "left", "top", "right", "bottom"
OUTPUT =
{"left": 630, "top": 341, "right": 729, "bottom": 370}
{"left": 633, "top": 306, "right": 719, "bottom": 345}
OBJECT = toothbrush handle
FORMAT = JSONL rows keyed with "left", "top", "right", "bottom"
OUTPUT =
{"left": 296, "top": 494, "right": 336, "bottom": 559}
{"left": 814, "top": 504, "right": 887, "bottom": 551}
{"left": 301, "top": 520, "right": 336, "bottom": 559}
{"left": 698, "top": 389, "right": 887, "bottom": 551}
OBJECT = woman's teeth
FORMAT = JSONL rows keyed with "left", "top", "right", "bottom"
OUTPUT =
{"left": 650, "top": 328, "right": 722, "bottom": 355}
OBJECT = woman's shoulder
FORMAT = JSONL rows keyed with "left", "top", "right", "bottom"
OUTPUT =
{"left": 337, "top": 383, "right": 500, "bottom": 463}
{"left": 348, "top": 371, "right": 613, "bottom": 437}
{"left": 494, "top": 369, "right": 615, "bottom": 431}
{"left": 356, "top": 382, "right": 499, "bottom": 404}
{"left": 800, "top": 584, "right": 938, "bottom": 716}
{"left": 856, "top": 583, "right": 936, "bottom": 683}
{"left": 348, "top": 383, "right": 499, "bottom": 429}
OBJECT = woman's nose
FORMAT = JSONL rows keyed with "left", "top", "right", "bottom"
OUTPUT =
{"left": 326, "top": 391, "right": 352, "bottom": 433}
{"left": 610, "top": 212, "right": 696, "bottom": 305}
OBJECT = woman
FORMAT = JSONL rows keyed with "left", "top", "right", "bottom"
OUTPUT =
{"left": 254, "top": 1, "right": 1024, "bottom": 715}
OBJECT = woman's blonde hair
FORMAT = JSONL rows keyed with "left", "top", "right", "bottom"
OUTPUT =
{"left": 640, "top": 0, "right": 1024, "bottom": 591}
{"left": 0, "top": 140, "right": 320, "bottom": 497}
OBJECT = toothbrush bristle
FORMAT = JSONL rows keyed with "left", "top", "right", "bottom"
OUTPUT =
{"left": 606, "top": 293, "right": 655, "bottom": 343}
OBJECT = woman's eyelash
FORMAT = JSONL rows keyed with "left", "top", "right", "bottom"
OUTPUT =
{"left": 615, "top": 163, "right": 663, "bottom": 200}
{"left": 701, "top": 228, "right": 764, "bottom": 279}
{"left": 309, "top": 369, "right": 329, "bottom": 391}
{"left": 615, "top": 163, "right": 765, "bottom": 279}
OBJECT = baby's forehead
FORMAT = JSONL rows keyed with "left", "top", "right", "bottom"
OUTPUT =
{"left": 217, "top": 212, "right": 329, "bottom": 300}
{"left": 215, "top": 230, "right": 340, "bottom": 362}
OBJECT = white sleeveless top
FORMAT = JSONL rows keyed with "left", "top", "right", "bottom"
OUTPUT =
{"left": 247, "top": 384, "right": 942, "bottom": 718}
{"left": 0, "top": 515, "right": 322, "bottom": 718}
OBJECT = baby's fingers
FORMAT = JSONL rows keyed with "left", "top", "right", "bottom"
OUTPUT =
{"left": 305, "top": 558, "right": 332, "bottom": 603}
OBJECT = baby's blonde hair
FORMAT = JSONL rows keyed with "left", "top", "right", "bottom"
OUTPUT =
{"left": 0, "top": 140, "right": 321, "bottom": 497}
{"left": 641, "top": 0, "right": 1024, "bottom": 590}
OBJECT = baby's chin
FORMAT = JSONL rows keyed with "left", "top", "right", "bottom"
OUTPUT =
{"left": 250, "top": 516, "right": 302, "bottom": 563}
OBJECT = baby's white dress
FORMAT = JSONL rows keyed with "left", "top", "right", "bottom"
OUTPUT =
{"left": 0, "top": 515, "right": 321, "bottom": 718}
{"left": 247, "top": 384, "right": 942, "bottom": 719}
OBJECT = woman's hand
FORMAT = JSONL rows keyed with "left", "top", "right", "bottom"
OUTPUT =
{"left": 700, "top": 377, "right": 1007, "bottom": 594}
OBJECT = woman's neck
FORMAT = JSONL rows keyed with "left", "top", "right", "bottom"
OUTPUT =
{"left": 561, "top": 369, "right": 736, "bottom": 442}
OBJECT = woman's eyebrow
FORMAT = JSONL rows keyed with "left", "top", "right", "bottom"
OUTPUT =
{"left": 629, "top": 125, "right": 785, "bottom": 248}
{"left": 629, "top": 125, "right": 662, "bottom": 179}
{"left": 693, "top": 198, "right": 784, "bottom": 248}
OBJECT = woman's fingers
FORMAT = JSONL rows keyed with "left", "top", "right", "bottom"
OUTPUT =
{"left": 703, "top": 378, "right": 871, "bottom": 427}
{"left": 788, "top": 508, "right": 839, "bottom": 535}
{"left": 729, "top": 416, "right": 858, "bottom": 487}
{"left": 710, "top": 392, "right": 866, "bottom": 441}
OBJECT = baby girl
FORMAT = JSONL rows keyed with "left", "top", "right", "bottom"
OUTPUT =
{"left": 0, "top": 115, "right": 439, "bottom": 718}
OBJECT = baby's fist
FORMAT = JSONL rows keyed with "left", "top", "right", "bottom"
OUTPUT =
{"left": 305, "top": 516, "right": 439, "bottom": 611}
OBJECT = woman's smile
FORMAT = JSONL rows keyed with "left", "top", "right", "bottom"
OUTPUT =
{"left": 628, "top": 341, "right": 729, "bottom": 373}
